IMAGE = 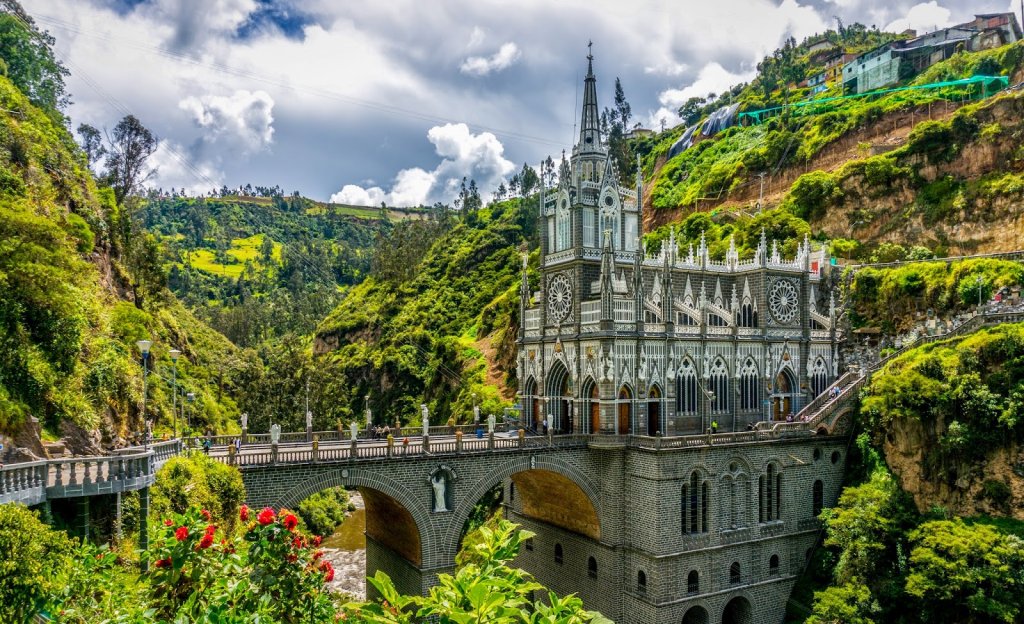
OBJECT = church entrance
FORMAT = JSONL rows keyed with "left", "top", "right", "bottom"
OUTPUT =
{"left": 545, "top": 361, "right": 571, "bottom": 434}
{"left": 647, "top": 386, "right": 661, "bottom": 435}
{"left": 617, "top": 386, "right": 632, "bottom": 434}
{"left": 772, "top": 369, "right": 796, "bottom": 421}
{"left": 587, "top": 382, "right": 600, "bottom": 434}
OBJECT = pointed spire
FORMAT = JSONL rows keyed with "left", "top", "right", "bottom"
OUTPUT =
{"left": 727, "top": 234, "right": 738, "bottom": 268}
{"left": 578, "top": 43, "right": 601, "bottom": 152}
{"left": 714, "top": 278, "right": 724, "bottom": 307}
{"left": 599, "top": 229, "right": 615, "bottom": 323}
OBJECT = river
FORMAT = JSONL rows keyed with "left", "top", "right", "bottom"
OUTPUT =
{"left": 321, "top": 490, "right": 368, "bottom": 600}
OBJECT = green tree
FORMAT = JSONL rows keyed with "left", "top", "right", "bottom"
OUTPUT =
{"left": 0, "top": 1, "right": 69, "bottom": 117}
{"left": 806, "top": 581, "right": 879, "bottom": 624}
{"left": 0, "top": 504, "right": 75, "bottom": 623}
{"left": 76, "top": 123, "right": 104, "bottom": 169}
{"left": 104, "top": 114, "right": 158, "bottom": 205}
{"left": 152, "top": 453, "right": 246, "bottom": 530}
{"left": 905, "top": 519, "right": 1024, "bottom": 623}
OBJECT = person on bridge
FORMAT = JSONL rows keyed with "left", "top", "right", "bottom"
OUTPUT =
{"left": 711, "top": 420, "right": 718, "bottom": 434}
{"left": 203, "top": 438, "right": 211, "bottom": 454}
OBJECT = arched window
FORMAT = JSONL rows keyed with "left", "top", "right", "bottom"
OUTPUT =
{"left": 587, "top": 556, "right": 597, "bottom": 579}
{"left": 708, "top": 313, "right": 729, "bottom": 327}
{"left": 676, "top": 310, "right": 698, "bottom": 326}
{"left": 644, "top": 308, "right": 661, "bottom": 324}
{"left": 687, "top": 570, "right": 699, "bottom": 594}
{"left": 759, "top": 463, "right": 782, "bottom": 522}
{"left": 710, "top": 359, "right": 729, "bottom": 413}
{"left": 811, "top": 358, "right": 829, "bottom": 398}
{"left": 636, "top": 570, "right": 647, "bottom": 594}
{"left": 813, "top": 480, "right": 824, "bottom": 517}
{"left": 554, "top": 543, "right": 563, "bottom": 565}
{"left": 769, "top": 554, "right": 780, "bottom": 576}
{"left": 676, "top": 360, "right": 698, "bottom": 414}
{"left": 740, "top": 301, "right": 757, "bottom": 327}
{"left": 739, "top": 358, "right": 759, "bottom": 411}
{"left": 683, "top": 471, "right": 709, "bottom": 534}
{"left": 555, "top": 205, "right": 570, "bottom": 251}
{"left": 729, "top": 562, "right": 741, "bottom": 584}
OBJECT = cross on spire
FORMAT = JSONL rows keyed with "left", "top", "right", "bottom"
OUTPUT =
{"left": 587, "top": 40, "right": 593, "bottom": 61}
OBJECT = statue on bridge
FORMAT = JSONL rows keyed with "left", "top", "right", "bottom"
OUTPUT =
{"left": 270, "top": 423, "right": 281, "bottom": 445}
{"left": 421, "top": 404, "right": 430, "bottom": 432}
{"left": 488, "top": 413, "right": 496, "bottom": 434}
{"left": 240, "top": 412, "right": 247, "bottom": 430}
{"left": 350, "top": 421, "right": 358, "bottom": 441}
{"left": 431, "top": 473, "right": 448, "bottom": 512}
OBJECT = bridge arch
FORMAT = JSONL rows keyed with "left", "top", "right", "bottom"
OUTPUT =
{"left": 443, "top": 454, "right": 603, "bottom": 559}
{"left": 272, "top": 467, "right": 435, "bottom": 569}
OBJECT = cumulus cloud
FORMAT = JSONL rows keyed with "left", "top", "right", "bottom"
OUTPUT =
{"left": 649, "top": 62, "right": 756, "bottom": 129}
{"left": 460, "top": 42, "right": 522, "bottom": 76}
{"left": 884, "top": 1, "right": 954, "bottom": 33}
{"left": 331, "top": 122, "right": 515, "bottom": 206}
{"left": 179, "top": 89, "right": 275, "bottom": 154}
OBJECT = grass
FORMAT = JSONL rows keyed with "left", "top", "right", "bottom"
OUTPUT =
{"left": 184, "top": 234, "right": 282, "bottom": 278}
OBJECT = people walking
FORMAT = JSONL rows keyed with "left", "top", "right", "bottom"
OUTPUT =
{"left": 710, "top": 420, "right": 718, "bottom": 434}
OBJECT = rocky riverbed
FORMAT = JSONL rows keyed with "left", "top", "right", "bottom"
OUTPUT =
{"left": 321, "top": 490, "right": 367, "bottom": 600}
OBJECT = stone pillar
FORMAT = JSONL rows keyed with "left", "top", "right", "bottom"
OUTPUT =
{"left": 114, "top": 492, "right": 123, "bottom": 543}
{"left": 271, "top": 442, "right": 279, "bottom": 464}
{"left": 312, "top": 436, "right": 319, "bottom": 462}
{"left": 139, "top": 486, "right": 150, "bottom": 572}
{"left": 241, "top": 427, "right": 248, "bottom": 445}
{"left": 78, "top": 496, "right": 90, "bottom": 543}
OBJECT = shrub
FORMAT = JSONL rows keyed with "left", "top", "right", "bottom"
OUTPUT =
{"left": 296, "top": 486, "right": 350, "bottom": 537}
{"left": 0, "top": 504, "right": 75, "bottom": 623}
{"left": 784, "top": 170, "right": 841, "bottom": 221}
{"left": 152, "top": 453, "right": 246, "bottom": 530}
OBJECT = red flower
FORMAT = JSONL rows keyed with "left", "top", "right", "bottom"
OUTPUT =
{"left": 292, "top": 535, "right": 303, "bottom": 548}
{"left": 154, "top": 558, "right": 172, "bottom": 568}
{"left": 287, "top": 553, "right": 298, "bottom": 563}
{"left": 240, "top": 505, "right": 250, "bottom": 522}
{"left": 200, "top": 509, "right": 212, "bottom": 521}
{"left": 320, "top": 561, "right": 335, "bottom": 582}
{"left": 163, "top": 518, "right": 173, "bottom": 527}
{"left": 205, "top": 524, "right": 216, "bottom": 537}
{"left": 198, "top": 533, "right": 214, "bottom": 549}
{"left": 313, "top": 535, "right": 322, "bottom": 546}
{"left": 257, "top": 507, "right": 275, "bottom": 525}
{"left": 175, "top": 526, "right": 189, "bottom": 541}
{"left": 283, "top": 513, "right": 298, "bottom": 531}
{"left": 312, "top": 549, "right": 324, "bottom": 561}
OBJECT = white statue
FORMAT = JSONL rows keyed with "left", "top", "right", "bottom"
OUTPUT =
{"left": 240, "top": 412, "right": 248, "bottom": 430}
{"left": 546, "top": 414, "right": 554, "bottom": 434}
{"left": 601, "top": 351, "right": 613, "bottom": 383}
{"left": 473, "top": 405, "right": 480, "bottom": 424}
{"left": 270, "top": 423, "right": 281, "bottom": 444}
{"left": 365, "top": 407, "right": 372, "bottom": 427}
{"left": 638, "top": 355, "right": 648, "bottom": 382}
{"left": 306, "top": 410, "right": 313, "bottom": 429}
{"left": 431, "top": 474, "right": 448, "bottom": 512}
{"left": 350, "top": 421, "right": 358, "bottom": 441}
{"left": 487, "top": 413, "right": 496, "bottom": 434}
{"left": 666, "top": 356, "right": 676, "bottom": 381}
{"left": 421, "top": 404, "right": 430, "bottom": 431}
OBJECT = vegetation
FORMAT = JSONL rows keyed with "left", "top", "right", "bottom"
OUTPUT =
{"left": 296, "top": 486, "right": 353, "bottom": 537}
{"left": 151, "top": 453, "right": 247, "bottom": 531}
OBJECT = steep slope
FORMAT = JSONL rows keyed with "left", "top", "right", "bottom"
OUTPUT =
{"left": 0, "top": 72, "right": 246, "bottom": 454}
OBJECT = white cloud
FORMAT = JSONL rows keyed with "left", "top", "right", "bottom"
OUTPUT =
{"left": 178, "top": 89, "right": 275, "bottom": 154}
{"left": 884, "top": 1, "right": 954, "bottom": 33}
{"left": 141, "top": 0, "right": 257, "bottom": 51}
{"left": 649, "top": 62, "right": 756, "bottom": 128}
{"left": 460, "top": 42, "right": 522, "bottom": 76}
{"left": 331, "top": 122, "right": 515, "bottom": 206}
{"left": 149, "top": 140, "right": 226, "bottom": 194}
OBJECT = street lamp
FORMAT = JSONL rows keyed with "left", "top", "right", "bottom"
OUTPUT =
{"left": 137, "top": 339, "right": 152, "bottom": 435}
{"left": 169, "top": 349, "right": 181, "bottom": 439}
{"left": 977, "top": 276, "right": 984, "bottom": 309}
{"left": 186, "top": 392, "right": 196, "bottom": 430}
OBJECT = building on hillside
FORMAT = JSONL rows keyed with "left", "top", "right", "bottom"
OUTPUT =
{"left": 516, "top": 52, "right": 840, "bottom": 438}
{"left": 842, "top": 12, "right": 1023, "bottom": 94}
{"left": 805, "top": 50, "right": 857, "bottom": 95}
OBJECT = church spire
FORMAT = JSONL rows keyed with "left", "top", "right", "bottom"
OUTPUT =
{"left": 578, "top": 41, "right": 601, "bottom": 152}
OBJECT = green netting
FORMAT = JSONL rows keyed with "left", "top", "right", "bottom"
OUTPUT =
{"left": 738, "top": 75, "right": 1009, "bottom": 124}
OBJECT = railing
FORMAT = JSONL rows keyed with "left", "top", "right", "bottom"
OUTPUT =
{"left": 0, "top": 449, "right": 159, "bottom": 505}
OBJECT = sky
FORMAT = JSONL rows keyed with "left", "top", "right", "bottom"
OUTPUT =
{"left": 22, "top": 0, "right": 1023, "bottom": 205}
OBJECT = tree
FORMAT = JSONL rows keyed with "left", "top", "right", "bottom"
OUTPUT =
{"left": 807, "top": 582, "right": 880, "bottom": 624}
{"left": 518, "top": 163, "right": 539, "bottom": 197}
{"left": 613, "top": 77, "right": 631, "bottom": 131}
{"left": 341, "top": 519, "right": 611, "bottom": 623}
{"left": 0, "top": 1, "right": 69, "bottom": 117}
{"left": 76, "top": 123, "right": 104, "bottom": 168}
{"left": 677, "top": 96, "right": 707, "bottom": 126}
{"left": 905, "top": 519, "right": 1024, "bottom": 623}
{"left": 104, "top": 114, "right": 158, "bottom": 205}
{"left": 0, "top": 504, "right": 75, "bottom": 623}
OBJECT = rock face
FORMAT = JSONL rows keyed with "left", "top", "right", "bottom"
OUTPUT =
{"left": 883, "top": 416, "right": 1024, "bottom": 519}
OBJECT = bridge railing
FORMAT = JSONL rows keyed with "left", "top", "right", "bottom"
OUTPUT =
{"left": 0, "top": 449, "right": 159, "bottom": 505}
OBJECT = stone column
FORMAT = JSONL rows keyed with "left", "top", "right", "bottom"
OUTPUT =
{"left": 138, "top": 486, "right": 150, "bottom": 571}
{"left": 114, "top": 492, "right": 123, "bottom": 542}
{"left": 78, "top": 496, "right": 90, "bottom": 543}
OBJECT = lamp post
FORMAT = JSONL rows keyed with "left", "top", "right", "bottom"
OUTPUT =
{"left": 185, "top": 392, "right": 195, "bottom": 430}
{"left": 137, "top": 339, "right": 152, "bottom": 436}
{"left": 169, "top": 349, "right": 181, "bottom": 439}
{"left": 977, "top": 276, "right": 984, "bottom": 310}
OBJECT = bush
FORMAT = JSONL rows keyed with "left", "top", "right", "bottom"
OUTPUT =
{"left": 784, "top": 170, "right": 841, "bottom": 221}
{"left": 296, "top": 486, "right": 350, "bottom": 537}
{"left": 152, "top": 453, "right": 246, "bottom": 530}
{"left": 0, "top": 504, "right": 75, "bottom": 623}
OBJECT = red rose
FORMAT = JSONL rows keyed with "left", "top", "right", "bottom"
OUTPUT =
{"left": 240, "top": 505, "right": 249, "bottom": 522}
{"left": 163, "top": 518, "right": 173, "bottom": 527}
{"left": 175, "top": 526, "right": 189, "bottom": 541}
{"left": 283, "top": 513, "right": 298, "bottom": 531}
{"left": 200, "top": 509, "right": 212, "bottom": 521}
{"left": 257, "top": 507, "right": 275, "bottom": 525}
{"left": 287, "top": 553, "right": 298, "bottom": 563}
{"left": 198, "top": 533, "right": 214, "bottom": 549}
{"left": 154, "top": 558, "right": 171, "bottom": 568}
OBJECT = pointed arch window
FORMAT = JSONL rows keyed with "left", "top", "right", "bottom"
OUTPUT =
{"left": 710, "top": 359, "right": 729, "bottom": 413}
{"left": 676, "top": 311, "right": 698, "bottom": 326}
{"left": 583, "top": 208, "right": 596, "bottom": 247}
{"left": 740, "top": 300, "right": 757, "bottom": 327}
{"left": 759, "top": 463, "right": 782, "bottom": 522}
{"left": 682, "top": 470, "right": 709, "bottom": 535}
{"left": 708, "top": 313, "right": 729, "bottom": 327}
{"left": 739, "top": 358, "right": 760, "bottom": 411}
{"left": 811, "top": 358, "right": 829, "bottom": 398}
{"left": 676, "top": 360, "right": 698, "bottom": 414}
{"left": 555, "top": 205, "right": 571, "bottom": 251}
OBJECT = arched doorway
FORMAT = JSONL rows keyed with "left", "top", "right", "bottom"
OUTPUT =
{"left": 683, "top": 605, "right": 709, "bottom": 624}
{"left": 772, "top": 368, "right": 797, "bottom": 421}
{"left": 647, "top": 385, "right": 661, "bottom": 435}
{"left": 721, "top": 595, "right": 752, "bottom": 624}
{"left": 545, "top": 362, "right": 571, "bottom": 434}
{"left": 524, "top": 377, "right": 541, "bottom": 432}
{"left": 617, "top": 385, "right": 632, "bottom": 434}
{"left": 582, "top": 379, "right": 600, "bottom": 434}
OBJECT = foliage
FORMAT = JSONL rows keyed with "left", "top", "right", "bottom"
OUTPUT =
{"left": 0, "top": 504, "right": 76, "bottom": 623}
{"left": 296, "top": 486, "right": 351, "bottom": 537}
{"left": 0, "top": 3, "right": 69, "bottom": 118}
{"left": 644, "top": 207, "right": 813, "bottom": 262}
{"left": 783, "top": 170, "right": 842, "bottom": 221}
{"left": 805, "top": 581, "right": 879, "bottom": 624}
{"left": 905, "top": 518, "right": 1024, "bottom": 623}
{"left": 340, "top": 519, "right": 611, "bottom": 623}
{"left": 151, "top": 452, "right": 246, "bottom": 531}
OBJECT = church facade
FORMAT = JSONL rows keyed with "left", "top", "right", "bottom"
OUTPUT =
{"left": 516, "top": 54, "right": 840, "bottom": 437}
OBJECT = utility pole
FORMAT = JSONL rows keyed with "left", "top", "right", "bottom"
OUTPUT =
{"left": 757, "top": 172, "right": 767, "bottom": 213}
